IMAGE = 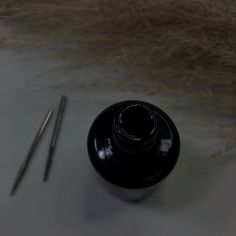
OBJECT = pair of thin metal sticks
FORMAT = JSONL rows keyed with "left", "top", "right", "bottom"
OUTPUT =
{"left": 10, "top": 96, "right": 67, "bottom": 196}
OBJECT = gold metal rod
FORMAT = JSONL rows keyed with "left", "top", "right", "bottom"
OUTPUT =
{"left": 10, "top": 109, "right": 54, "bottom": 196}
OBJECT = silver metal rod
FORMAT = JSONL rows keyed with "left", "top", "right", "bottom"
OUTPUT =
{"left": 44, "top": 96, "right": 67, "bottom": 182}
{"left": 10, "top": 109, "right": 54, "bottom": 196}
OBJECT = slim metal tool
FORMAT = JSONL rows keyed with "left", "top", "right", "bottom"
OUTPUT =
{"left": 44, "top": 96, "right": 67, "bottom": 182}
{"left": 10, "top": 110, "right": 54, "bottom": 196}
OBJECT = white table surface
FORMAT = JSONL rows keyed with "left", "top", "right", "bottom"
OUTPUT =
{"left": 0, "top": 48, "right": 235, "bottom": 236}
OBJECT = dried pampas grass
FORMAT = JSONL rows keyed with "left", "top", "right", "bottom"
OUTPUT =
{"left": 1, "top": 0, "right": 236, "bottom": 111}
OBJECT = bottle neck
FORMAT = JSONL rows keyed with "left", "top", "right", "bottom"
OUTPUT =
{"left": 112, "top": 104, "right": 159, "bottom": 155}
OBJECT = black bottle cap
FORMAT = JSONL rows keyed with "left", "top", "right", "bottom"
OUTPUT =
{"left": 87, "top": 101, "right": 180, "bottom": 189}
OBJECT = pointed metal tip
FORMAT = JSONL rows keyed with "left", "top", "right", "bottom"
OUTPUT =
{"left": 10, "top": 186, "right": 16, "bottom": 196}
{"left": 43, "top": 173, "right": 48, "bottom": 182}
{"left": 43, "top": 151, "right": 53, "bottom": 183}
{"left": 10, "top": 178, "right": 20, "bottom": 196}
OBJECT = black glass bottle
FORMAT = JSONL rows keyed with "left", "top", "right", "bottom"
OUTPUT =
{"left": 87, "top": 101, "right": 180, "bottom": 201}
